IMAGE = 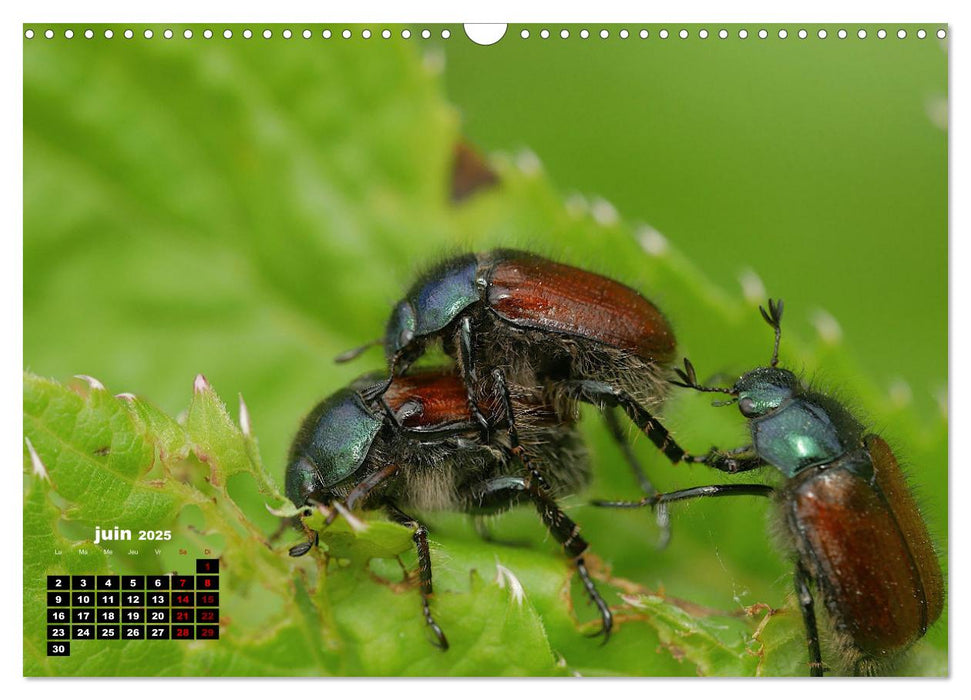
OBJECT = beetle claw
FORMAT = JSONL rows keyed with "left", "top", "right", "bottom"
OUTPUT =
{"left": 428, "top": 624, "right": 450, "bottom": 651}
{"left": 288, "top": 539, "right": 314, "bottom": 557}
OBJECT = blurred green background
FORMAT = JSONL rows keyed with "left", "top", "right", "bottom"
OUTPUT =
{"left": 23, "top": 23, "right": 947, "bottom": 675}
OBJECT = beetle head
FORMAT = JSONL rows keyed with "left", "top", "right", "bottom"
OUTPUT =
{"left": 385, "top": 300, "right": 417, "bottom": 363}
{"left": 733, "top": 367, "right": 800, "bottom": 418}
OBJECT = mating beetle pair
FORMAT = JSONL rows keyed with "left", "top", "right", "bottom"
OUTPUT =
{"left": 286, "top": 251, "right": 943, "bottom": 676}
{"left": 288, "top": 249, "right": 694, "bottom": 645}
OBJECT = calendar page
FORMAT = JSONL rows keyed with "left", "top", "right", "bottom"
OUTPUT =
{"left": 22, "top": 21, "right": 948, "bottom": 678}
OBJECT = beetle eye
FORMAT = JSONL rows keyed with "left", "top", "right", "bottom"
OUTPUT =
{"left": 738, "top": 397, "right": 758, "bottom": 417}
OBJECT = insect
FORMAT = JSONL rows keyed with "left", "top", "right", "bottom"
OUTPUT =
{"left": 596, "top": 300, "right": 944, "bottom": 676}
{"left": 338, "top": 250, "right": 740, "bottom": 541}
{"left": 285, "top": 368, "right": 612, "bottom": 649}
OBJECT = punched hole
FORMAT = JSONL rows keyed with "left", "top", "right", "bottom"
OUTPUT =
{"left": 464, "top": 23, "right": 507, "bottom": 46}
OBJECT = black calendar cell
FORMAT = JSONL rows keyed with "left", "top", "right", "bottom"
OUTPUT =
{"left": 172, "top": 608, "right": 195, "bottom": 623}
{"left": 123, "top": 592, "right": 144, "bottom": 606}
{"left": 122, "top": 626, "right": 145, "bottom": 640}
{"left": 47, "top": 575, "right": 70, "bottom": 590}
{"left": 97, "top": 575, "right": 119, "bottom": 590}
{"left": 47, "top": 609, "right": 69, "bottom": 623}
{"left": 172, "top": 625, "right": 194, "bottom": 640}
{"left": 197, "top": 592, "right": 219, "bottom": 607}
{"left": 72, "top": 591, "right": 95, "bottom": 606}
{"left": 97, "top": 608, "right": 120, "bottom": 623}
{"left": 123, "top": 609, "right": 144, "bottom": 623}
{"left": 173, "top": 592, "right": 194, "bottom": 606}
{"left": 72, "top": 575, "right": 94, "bottom": 590}
{"left": 147, "top": 609, "right": 169, "bottom": 623}
{"left": 196, "top": 558, "right": 219, "bottom": 574}
{"left": 197, "top": 625, "right": 219, "bottom": 640}
{"left": 147, "top": 575, "right": 170, "bottom": 590}
{"left": 71, "top": 609, "right": 95, "bottom": 623}
{"left": 147, "top": 625, "right": 169, "bottom": 639}
{"left": 147, "top": 592, "right": 169, "bottom": 607}
{"left": 72, "top": 625, "right": 94, "bottom": 640}
{"left": 47, "top": 625, "right": 69, "bottom": 640}
{"left": 123, "top": 576, "right": 145, "bottom": 590}
{"left": 96, "top": 625, "right": 120, "bottom": 640}
{"left": 98, "top": 592, "right": 119, "bottom": 606}
{"left": 47, "top": 592, "right": 69, "bottom": 607}
{"left": 47, "top": 642, "right": 70, "bottom": 657}
{"left": 196, "top": 576, "right": 218, "bottom": 590}
{"left": 197, "top": 608, "right": 219, "bottom": 624}
{"left": 172, "top": 575, "right": 194, "bottom": 590}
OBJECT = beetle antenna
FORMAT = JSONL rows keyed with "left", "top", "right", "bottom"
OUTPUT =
{"left": 335, "top": 339, "right": 381, "bottom": 364}
{"left": 759, "top": 298, "right": 784, "bottom": 368}
{"left": 671, "top": 358, "right": 735, "bottom": 395}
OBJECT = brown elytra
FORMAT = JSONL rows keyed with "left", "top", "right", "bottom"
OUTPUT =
{"left": 380, "top": 369, "right": 558, "bottom": 434}
{"left": 787, "top": 434, "right": 943, "bottom": 662}
{"left": 486, "top": 253, "right": 676, "bottom": 364}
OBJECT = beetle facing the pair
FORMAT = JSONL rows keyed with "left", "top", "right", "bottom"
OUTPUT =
{"left": 597, "top": 300, "right": 944, "bottom": 676}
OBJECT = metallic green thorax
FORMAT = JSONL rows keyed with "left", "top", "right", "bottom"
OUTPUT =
{"left": 385, "top": 254, "right": 480, "bottom": 360}
{"left": 285, "top": 389, "right": 383, "bottom": 506}
{"left": 735, "top": 367, "right": 845, "bottom": 477}
{"left": 750, "top": 400, "right": 844, "bottom": 476}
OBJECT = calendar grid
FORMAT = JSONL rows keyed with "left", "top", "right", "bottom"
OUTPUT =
{"left": 46, "top": 559, "right": 220, "bottom": 656}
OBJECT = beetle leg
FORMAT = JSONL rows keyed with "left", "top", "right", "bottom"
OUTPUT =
{"left": 359, "top": 353, "right": 408, "bottom": 403}
{"left": 527, "top": 481, "right": 612, "bottom": 642}
{"left": 592, "top": 483, "right": 775, "bottom": 509}
{"left": 470, "top": 474, "right": 613, "bottom": 643}
{"left": 491, "top": 366, "right": 551, "bottom": 491}
{"left": 562, "top": 379, "right": 767, "bottom": 475}
{"left": 685, "top": 446, "right": 766, "bottom": 474}
{"left": 603, "top": 407, "right": 671, "bottom": 547}
{"left": 560, "top": 379, "right": 691, "bottom": 466}
{"left": 469, "top": 475, "right": 529, "bottom": 512}
{"left": 324, "top": 463, "right": 399, "bottom": 526}
{"left": 385, "top": 503, "right": 449, "bottom": 651}
{"left": 794, "top": 561, "right": 825, "bottom": 677}
{"left": 457, "top": 316, "right": 492, "bottom": 438}
{"left": 604, "top": 407, "right": 654, "bottom": 491}
{"left": 486, "top": 369, "right": 612, "bottom": 639}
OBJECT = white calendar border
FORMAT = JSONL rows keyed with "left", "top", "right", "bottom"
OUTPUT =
{"left": 5, "top": 0, "right": 962, "bottom": 696}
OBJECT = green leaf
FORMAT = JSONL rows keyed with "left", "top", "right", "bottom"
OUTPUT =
{"left": 24, "top": 25, "right": 946, "bottom": 676}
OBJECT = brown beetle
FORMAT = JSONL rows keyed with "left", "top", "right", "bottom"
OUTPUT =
{"left": 286, "top": 368, "right": 614, "bottom": 649}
